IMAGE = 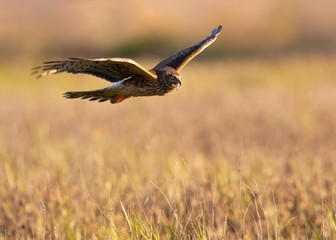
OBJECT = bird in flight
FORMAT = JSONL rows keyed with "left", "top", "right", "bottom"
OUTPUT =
{"left": 33, "top": 26, "right": 222, "bottom": 104}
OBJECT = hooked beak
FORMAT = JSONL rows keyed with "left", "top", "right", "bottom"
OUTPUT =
{"left": 172, "top": 79, "right": 182, "bottom": 90}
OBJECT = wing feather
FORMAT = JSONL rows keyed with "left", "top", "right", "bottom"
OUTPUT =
{"left": 32, "top": 57, "right": 157, "bottom": 83}
{"left": 153, "top": 26, "right": 222, "bottom": 72}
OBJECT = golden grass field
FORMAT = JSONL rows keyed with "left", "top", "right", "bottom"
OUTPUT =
{"left": 1, "top": 55, "right": 336, "bottom": 239}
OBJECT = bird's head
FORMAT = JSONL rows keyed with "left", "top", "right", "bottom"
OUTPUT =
{"left": 154, "top": 66, "right": 182, "bottom": 91}
{"left": 159, "top": 68, "right": 181, "bottom": 90}
{"left": 165, "top": 73, "right": 182, "bottom": 90}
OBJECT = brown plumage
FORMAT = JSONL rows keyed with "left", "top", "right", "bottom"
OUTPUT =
{"left": 32, "top": 26, "right": 222, "bottom": 104}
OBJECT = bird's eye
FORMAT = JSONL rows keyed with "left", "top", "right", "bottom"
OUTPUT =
{"left": 170, "top": 75, "right": 175, "bottom": 80}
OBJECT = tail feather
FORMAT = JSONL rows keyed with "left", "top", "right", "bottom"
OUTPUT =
{"left": 63, "top": 88, "right": 129, "bottom": 104}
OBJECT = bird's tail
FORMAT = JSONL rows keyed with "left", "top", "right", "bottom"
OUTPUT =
{"left": 63, "top": 88, "right": 129, "bottom": 104}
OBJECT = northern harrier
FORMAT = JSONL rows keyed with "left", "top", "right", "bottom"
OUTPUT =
{"left": 33, "top": 26, "right": 222, "bottom": 104}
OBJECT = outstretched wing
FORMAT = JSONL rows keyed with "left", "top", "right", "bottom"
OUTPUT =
{"left": 153, "top": 26, "right": 222, "bottom": 72}
{"left": 32, "top": 57, "right": 157, "bottom": 82}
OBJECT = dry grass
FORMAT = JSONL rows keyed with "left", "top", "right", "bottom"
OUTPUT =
{"left": 1, "top": 55, "right": 336, "bottom": 239}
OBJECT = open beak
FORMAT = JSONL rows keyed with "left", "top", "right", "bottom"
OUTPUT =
{"left": 173, "top": 79, "right": 182, "bottom": 90}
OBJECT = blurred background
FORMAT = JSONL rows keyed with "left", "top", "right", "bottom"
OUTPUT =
{"left": 1, "top": 0, "right": 336, "bottom": 63}
{"left": 1, "top": 0, "right": 336, "bottom": 238}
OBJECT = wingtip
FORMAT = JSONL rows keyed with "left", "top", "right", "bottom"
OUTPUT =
{"left": 31, "top": 67, "right": 43, "bottom": 79}
{"left": 63, "top": 92, "right": 76, "bottom": 99}
{"left": 213, "top": 25, "right": 222, "bottom": 36}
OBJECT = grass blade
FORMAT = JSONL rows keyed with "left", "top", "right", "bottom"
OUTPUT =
{"left": 170, "top": 217, "right": 176, "bottom": 240}
{"left": 86, "top": 221, "right": 119, "bottom": 239}
{"left": 118, "top": 192, "right": 133, "bottom": 234}
{"left": 129, "top": 221, "right": 150, "bottom": 240}
{"left": 308, "top": 219, "right": 321, "bottom": 240}
{"left": 152, "top": 222, "right": 159, "bottom": 240}
{"left": 328, "top": 210, "right": 336, "bottom": 232}
{"left": 221, "top": 214, "right": 227, "bottom": 240}
{"left": 202, "top": 199, "right": 206, "bottom": 240}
